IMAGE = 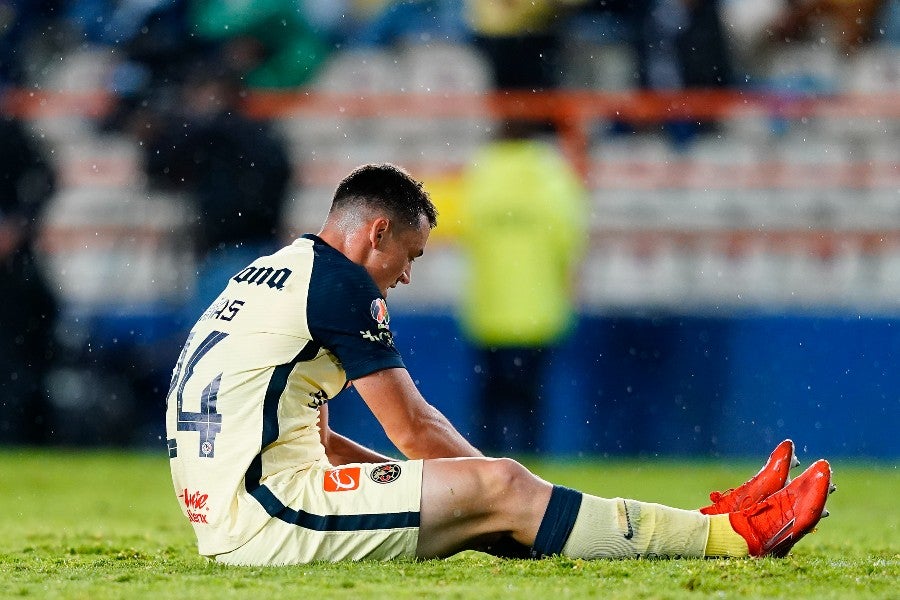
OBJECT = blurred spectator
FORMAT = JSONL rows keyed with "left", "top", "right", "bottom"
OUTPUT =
{"left": 0, "top": 114, "right": 59, "bottom": 444}
{"left": 573, "top": 0, "right": 735, "bottom": 145}
{"left": 763, "top": 0, "right": 889, "bottom": 55}
{"left": 188, "top": 0, "right": 332, "bottom": 88}
{"left": 64, "top": 1, "right": 214, "bottom": 135}
{"left": 0, "top": 0, "right": 67, "bottom": 86}
{"left": 352, "top": 0, "right": 470, "bottom": 47}
{"left": 114, "top": 62, "right": 292, "bottom": 442}
{"left": 457, "top": 119, "right": 588, "bottom": 454}
{"left": 126, "top": 62, "right": 292, "bottom": 316}
{"left": 66, "top": 0, "right": 197, "bottom": 77}
{"left": 572, "top": 0, "right": 735, "bottom": 88}
{"left": 674, "top": 0, "right": 736, "bottom": 88}
{"left": 464, "top": 0, "right": 587, "bottom": 90}
{"left": 720, "top": 0, "right": 893, "bottom": 92}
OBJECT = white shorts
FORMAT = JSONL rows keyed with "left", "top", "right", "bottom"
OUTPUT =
{"left": 214, "top": 460, "right": 423, "bottom": 565}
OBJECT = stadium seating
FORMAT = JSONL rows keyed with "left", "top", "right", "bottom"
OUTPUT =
{"left": 8, "top": 34, "right": 898, "bottom": 453}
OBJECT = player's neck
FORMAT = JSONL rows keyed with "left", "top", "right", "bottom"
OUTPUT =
{"left": 317, "top": 224, "right": 371, "bottom": 267}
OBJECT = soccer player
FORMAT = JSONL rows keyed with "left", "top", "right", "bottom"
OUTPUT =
{"left": 165, "top": 163, "right": 834, "bottom": 565}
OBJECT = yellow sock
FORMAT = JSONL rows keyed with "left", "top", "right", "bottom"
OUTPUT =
{"left": 704, "top": 514, "right": 750, "bottom": 557}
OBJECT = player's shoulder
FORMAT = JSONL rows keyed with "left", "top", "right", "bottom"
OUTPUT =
{"left": 301, "top": 236, "right": 386, "bottom": 327}
{"left": 230, "top": 235, "right": 355, "bottom": 285}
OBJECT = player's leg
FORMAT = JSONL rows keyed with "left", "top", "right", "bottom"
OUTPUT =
{"left": 419, "top": 456, "right": 715, "bottom": 559}
{"left": 419, "top": 456, "right": 721, "bottom": 559}
{"left": 417, "top": 457, "right": 553, "bottom": 558}
{"left": 418, "top": 454, "right": 833, "bottom": 560}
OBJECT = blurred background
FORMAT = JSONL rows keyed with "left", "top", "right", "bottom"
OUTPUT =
{"left": 0, "top": 0, "right": 897, "bottom": 458}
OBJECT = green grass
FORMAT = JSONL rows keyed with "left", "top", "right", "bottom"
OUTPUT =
{"left": 0, "top": 450, "right": 896, "bottom": 599}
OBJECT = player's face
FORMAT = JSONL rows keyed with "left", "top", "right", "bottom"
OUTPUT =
{"left": 368, "top": 214, "right": 430, "bottom": 297}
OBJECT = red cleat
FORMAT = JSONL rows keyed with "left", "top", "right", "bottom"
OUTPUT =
{"left": 700, "top": 439, "right": 799, "bottom": 515}
{"left": 729, "top": 459, "right": 834, "bottom": 557}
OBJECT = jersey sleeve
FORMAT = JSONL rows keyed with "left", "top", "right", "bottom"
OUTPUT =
{"left": 306, "top": 246, "right": 405, "bottom": 380}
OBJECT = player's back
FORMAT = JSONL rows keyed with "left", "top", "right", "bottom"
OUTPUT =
{"left": 164, "top": 238, "right": 339, "bottom": 555}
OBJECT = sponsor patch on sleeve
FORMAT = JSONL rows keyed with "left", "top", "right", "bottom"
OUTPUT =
{"left": 323, "top": 467, "right": 361, "bottom": 492}
{"left": 370, "top": 298, "right": 390, "bottom": 325}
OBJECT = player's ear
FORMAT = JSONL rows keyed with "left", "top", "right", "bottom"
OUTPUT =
{"left": 368, "top": 217, "right": 390, "bottom": 248}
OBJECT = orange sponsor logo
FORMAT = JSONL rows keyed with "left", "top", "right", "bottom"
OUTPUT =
{"left": 323, "top": 467, "right": 361, "bottom": 492}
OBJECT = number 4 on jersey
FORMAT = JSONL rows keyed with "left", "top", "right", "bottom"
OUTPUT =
{"left": 168, "top": 331, "right": 228, "bottom": 458}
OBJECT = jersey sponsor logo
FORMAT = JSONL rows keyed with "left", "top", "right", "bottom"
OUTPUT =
{"left": 370, "top": 298, "right": 390, "bottom": 325}
{"left": 232, "top": 265, "right": 292, "bottom": 290}
{"left": 360, "top": 328, "right": 395, "bottom": 347}
{"left": 370, "top": 463, "right": 402, "bottom": 484}
{"left": 178, "top": 488, "right": 211, "bottom": 524}
{"left": 324, "top": 467, "right": 361, "bottom": 492}
{"left": 362, "top": 297, "right": 395, "bottom": 347}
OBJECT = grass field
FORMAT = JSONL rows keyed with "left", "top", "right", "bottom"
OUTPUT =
{"left": 0, "top": 449, "right": 896, "bottom": 599}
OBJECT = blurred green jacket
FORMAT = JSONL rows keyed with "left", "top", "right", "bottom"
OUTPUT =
{"left": 191, "top": 0, "right": 329, "bottom": 88}
{"left": 459, "top": 139, "right": 588, "bottom": 346}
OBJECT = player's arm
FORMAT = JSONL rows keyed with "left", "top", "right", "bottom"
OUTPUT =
{"left": 353, "top": 367, "right": 483, "bottom": 459}
{"left": 305, "top": 248, "right": 477, "bottom": 459}
{"left": 318, "top": 404, "right": 396, "bottom": 465}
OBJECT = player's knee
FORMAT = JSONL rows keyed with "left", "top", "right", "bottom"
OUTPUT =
{"left": 478, "top": 457, "right": 535, "bottom": 504}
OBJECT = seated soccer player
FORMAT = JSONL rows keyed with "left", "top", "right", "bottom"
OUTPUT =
{"left": 165, "top": 164, "right": 834, "bottom": 565}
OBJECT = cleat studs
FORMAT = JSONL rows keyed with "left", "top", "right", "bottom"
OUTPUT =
{"left": 791, "top": 455, "right": 800, "bottom": 469}
{"left": 821, "top": 509, "right": 830, "bottom": 518}
{"left": 828, "top": 484, "right": 837, "bottom": 494}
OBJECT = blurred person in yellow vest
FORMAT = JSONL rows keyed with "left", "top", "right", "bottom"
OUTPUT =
{"left": 458, "top": 119, "right": 589, "bottom": 454}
